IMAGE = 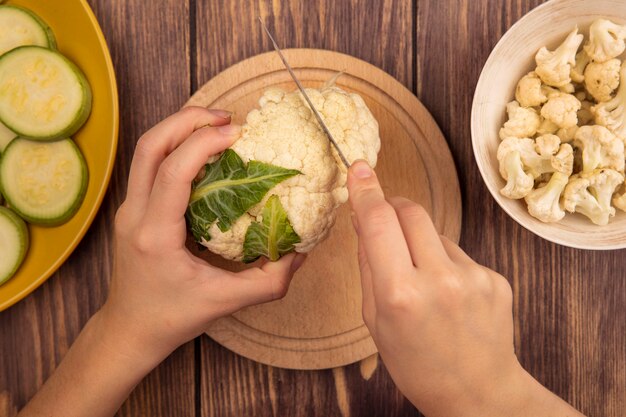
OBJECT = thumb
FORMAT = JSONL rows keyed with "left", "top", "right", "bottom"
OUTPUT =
{"left": 347, "top": 160, "right": 388, "bottom": 214}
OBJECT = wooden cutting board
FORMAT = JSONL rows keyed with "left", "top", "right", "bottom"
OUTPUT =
{"left": 185, "top": 49, "right": 461, "bottom": 370}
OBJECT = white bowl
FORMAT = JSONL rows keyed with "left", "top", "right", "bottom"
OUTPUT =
{"left": 471, "top": 0, "right": 626, "bottom": 250}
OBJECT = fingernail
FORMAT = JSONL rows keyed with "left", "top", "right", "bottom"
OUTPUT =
{"left": 351, "top": 160, "right": 372, "bottom": 179}
{"left": 218, "top": 124, "right": 241, "bottom": 135}
{"left": 290, "top": 253, "right": 307, "bottom": 272}
{"left": 350, "top": 211, "right": 360, "bottom": 234}
{"left": 208, "top": 109, "right": 232, "bottom": 119}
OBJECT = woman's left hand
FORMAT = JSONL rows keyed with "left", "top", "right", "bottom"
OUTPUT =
{"left": 102, "top": 107, "right": 305, "bottom": 367}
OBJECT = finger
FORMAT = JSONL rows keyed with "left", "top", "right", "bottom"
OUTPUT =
{"left": 357, "top": 236, "right": 376, "bottom": 326}
{"left": 347, "top": 160, "right": 414, "bottom": 287}
{"left": 231, "top": 253, "right": 304, "bottom": 306}
{"left": 126, "top": 107, "right": 232, "bottom": 210}
{"left": 440, "top": 236, "right": 476, "bottom": 265}
{"left": 145, "top": 124, "right": 240, "bottom": 224}
{"left": 388, "top": 197, "right": 451, "bottom": 268}
{"left": 351, "top": 212, "right": 376, "bottom": 325}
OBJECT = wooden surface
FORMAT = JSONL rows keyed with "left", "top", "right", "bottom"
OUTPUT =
{"left": 0, "top": 0, "right": 624, "bottom": 416}
{"left": 185, "top": 49, "right": 461, "bottom": 370}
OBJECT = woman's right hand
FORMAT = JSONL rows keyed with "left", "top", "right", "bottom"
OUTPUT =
{"left": 346, "top": 160, "right": 585, "bottom": 417}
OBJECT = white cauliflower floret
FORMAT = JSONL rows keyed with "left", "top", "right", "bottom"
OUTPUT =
{"left": 557, "top": 126, "right": 578, "bottom": 143}
{"left": 583, "top": 19, "right": 626, "bottom": 63}
{"left": 535, "top": 27, "right": 584, "bottom": 87}
{"left": 499, "top": 101, "right": 541, "bottom": 139}
{"left": 540, "top": 93, "right": 581, "bottom": 128}
{"left": 584, "top": 59, "right": 621, "bottom": 103}
{"left": 541, "top": 85, "right": 562, "bottom": 99}
{"left": 201, "top": 214, "right": 253, "bottom": 261}
{"left": 533, "top": 133, "right": 574, "bottom": 175}
{"left": 535, "top": 133, "right": 561, "bottom": 156}
{"left": 525, "top": 171, "right": 570, "bottom": 223}
{"left": 205, "top": 85, "right": 380, "bottom": 258}
{"left": 563, "top": 169, "right": 624, "bottom": 225}
{"left": 593, "top": 62, "right": 626, "bottom": 142}
{"left": 497, "top": 137, "right": 573, "bottom": 200}
{"left": 574, "top": 125, "right": 625, "bottom": 173}
{"left": 550, "top": 142, "right": 574, "bottom": 176}
{"left": 515, "top": 72, "right": 548, "bottom": 107}
{"left": 559, "top": 83, "right": 576, "bottom": 94}
{"left": 497, "top": 149, "right": 534, "bottom": 199}
{"left": 570, "top": 50, "right": 591, "bottom": 83}
{"left": 537, "top": 118, "right": 559, "bottom": 135}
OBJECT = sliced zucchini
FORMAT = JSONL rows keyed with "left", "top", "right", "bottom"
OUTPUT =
{"left": 0, "top": 206, "right": 29, "bottom": 285}
{"left": 0, "top": 121, "right": 14, "bottom": 204}
{"left": 0, "top": 46, "right": 92, "bottom": 140}
{"left": 0, "top": 5, "right": 56, "bottom": 56}
{"left": 0, "top": 120, "right": 16, "bottom": 152}
{"left": 0, "top": 138, "right": 88, "bottom": 225}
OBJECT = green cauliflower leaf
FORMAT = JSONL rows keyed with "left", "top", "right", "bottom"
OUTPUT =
{"left": 187, "top": 149, "right": 300, "bottom": 241}
{"left": 243, "top": 195, "right": 301, "bottom": 263}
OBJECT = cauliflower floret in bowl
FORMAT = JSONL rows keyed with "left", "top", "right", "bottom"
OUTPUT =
{"left": 471, "top": 0, "right": 626, "bottom": 249}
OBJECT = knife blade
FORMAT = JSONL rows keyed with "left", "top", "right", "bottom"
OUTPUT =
{"left": 258, "top": 17, "right": 351, "bottom": 169}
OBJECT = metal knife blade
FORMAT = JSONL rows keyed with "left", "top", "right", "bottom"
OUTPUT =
{"left": 258, "top": 17, "right": 351, "bottom": 169}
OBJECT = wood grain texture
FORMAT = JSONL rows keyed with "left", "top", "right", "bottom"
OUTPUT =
{"left": 1, "top": 0, "right": 624, "bottom": 417}
{"left": 200, "top": 338, "right": 420, "bottom": 417}
{"left": 417, "top": 1, "right": 625, "bottom": 416}
{"left": 87, "top": 1, "right": 198, "bottom": 415}
{"left": 0, "top": 0, "right": 196, "bottom": 416}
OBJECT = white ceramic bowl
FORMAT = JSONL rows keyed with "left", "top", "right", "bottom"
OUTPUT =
{"left": 471, "top": 0, "right": 626, "bottom": 250}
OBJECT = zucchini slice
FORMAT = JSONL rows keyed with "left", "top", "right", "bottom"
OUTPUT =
{"left": 0, "top": 120, "right": 16, "bottom": 152}
{"left": 0, "top": 138, "right": 88, "bottom": 225}
{"left": 0, "top": 5, "right": 56, "bottom": 56}
{"left": 0, "top": 206, "right": 29, "bottom": 285}
{"left": 0, "top": 46, "right": 92, "bottom": 140}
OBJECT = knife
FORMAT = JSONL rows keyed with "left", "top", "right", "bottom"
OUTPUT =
{"left": 258, "top": 17, "right": 351, "bottom": 169}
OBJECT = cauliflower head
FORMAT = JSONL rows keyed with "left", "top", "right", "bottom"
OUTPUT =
{"left": 190, "top": 85, "right": 380, "bottom": 262}
{"left": 540, "top": 92, "right": 581, "bottom": 128}
{"left": 583, "top": 19, "right": 626, "bottom": 63}
{"left": 584, "top": 59, "right": 621, "bottom": 103}
{"left": 563, "top": 169, "right": 624, "bottom": 225}
{"left": 574, "top": 125, "right": 625, "bottom": 173}
{"left": 535, "top": 28, "right": 584, "bottom": 87}
{"left": 499, "top": 101, "right": 541, "bottom": 139}
{"left": 525, "top": 171, "right": 569, "bottom": 223}
{"left": 593, "top": 62, "right": 626, "bottom": 142}
{"left": 515, "top": 72, "right": 548, "bottom": 107}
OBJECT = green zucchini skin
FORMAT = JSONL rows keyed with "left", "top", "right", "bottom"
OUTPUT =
{"left": 0, "top": 121, "right": 16, "bottom": 152}
{"left": 0, "top": 206, "right": 29, "bottom": 285}
{"left": 0, "top": 46, "right": 92, "bottom": 141}
{"left": 0, "top": 5, "right": 56, "bottom": 53}
{"left": 0, "top": 138, "right": 89, "bottom": 226}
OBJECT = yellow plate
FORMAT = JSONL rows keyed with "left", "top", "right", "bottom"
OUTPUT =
{"left": 0, "top": 0, "right": 118, "bottom": 310}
